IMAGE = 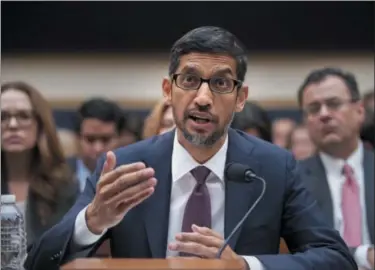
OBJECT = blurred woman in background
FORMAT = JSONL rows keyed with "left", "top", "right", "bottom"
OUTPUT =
{"left": 142, "top": 99, "right": 175, "bottom": 139}
{"left": 287, "top": 125, "right": 316, "bottom": 160}
{"left": 1, "top": 81, "right": 79, "bottom": 246}
{"left": 231, "top": 101, "right": 272, "bottom": 142}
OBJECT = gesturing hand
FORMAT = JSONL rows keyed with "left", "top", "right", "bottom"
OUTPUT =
{"left": 168, "top": 225, "right": 248, "bottom": 270}
{"left": 86, "top": 151, "right": 157, "bottom": 234}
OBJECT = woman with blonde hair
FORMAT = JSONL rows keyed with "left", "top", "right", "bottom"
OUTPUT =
{"left": 1, "top": 81, "right": 79, "bottom": 246}
{"left": 142, "top": 99, "right": 175, "bottom": 139}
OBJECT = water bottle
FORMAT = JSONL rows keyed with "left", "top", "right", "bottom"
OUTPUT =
{"left": 1, "top": 194, "right": 27, "bottom": 270}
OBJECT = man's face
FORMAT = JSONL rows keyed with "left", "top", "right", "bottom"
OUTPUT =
{"left": 162, "top": 53, "right": 248, "bottom": 147}
{"left": 78, "top": 118, "right": 119, "bottom": 171}
{"left": 301, "top": 75, "right": 365, "bottom": 150}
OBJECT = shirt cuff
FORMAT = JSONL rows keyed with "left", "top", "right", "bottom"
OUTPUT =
{"left": 354, "top": 244, "right": 373, "bottom": 269}
{"left": 73, "top": 205, "right": 107, "bottom": 246}
{"left": 242, "top": 256, "right": 264, "bottom": 270}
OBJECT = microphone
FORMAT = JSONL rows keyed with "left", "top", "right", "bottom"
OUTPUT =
{"left": 215, "top": 163, "right": 267, "bottom": 258}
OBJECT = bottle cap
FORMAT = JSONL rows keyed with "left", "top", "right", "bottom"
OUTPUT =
{"left": 1, "top": 194, "right": 16, "bottom": 204}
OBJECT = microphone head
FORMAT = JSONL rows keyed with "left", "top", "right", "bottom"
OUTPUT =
{"left": 225, "top": 163, "right": 254, "bottom": 182}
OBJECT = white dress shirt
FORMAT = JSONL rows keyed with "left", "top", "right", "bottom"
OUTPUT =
{"left": 320, "top": 142, "right": 372, "bottom": 269}
{"left": 73, "top": 131, "right": 263, "bottom": 269}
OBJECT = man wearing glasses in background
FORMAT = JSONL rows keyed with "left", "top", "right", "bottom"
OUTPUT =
{"left": 298, "top": 68, "right": 374, "bottom": 270}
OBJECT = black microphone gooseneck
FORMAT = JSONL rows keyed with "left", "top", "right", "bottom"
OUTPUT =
{"left": 215, "top": 163, "right": 267, "bottom": 258}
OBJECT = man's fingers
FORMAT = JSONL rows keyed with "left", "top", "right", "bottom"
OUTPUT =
{"left": 106, "top": 177, "right": 157, "bottom": 206}
{"left": 175, "top": 232, "right": 222, "bottom": 248}
{"left": 100, "top": 167, "right": 155, "bottom": 199}
{"left": 98, "top": 162, "right": 147, "bottom": 189}
{"left": 101, "top": 151, "right": 117, "bottom": 176}
{"left": 168, "top": 241, "right": 217, "bottom": 258}
{"left": 113, "top": 167, "right": 155, "bottom": 191}
{"left": 116, "top": 186, "right": 155, "bottom": 213}
{"left": 192, "top": 225, "right": 224, "bottom": 240}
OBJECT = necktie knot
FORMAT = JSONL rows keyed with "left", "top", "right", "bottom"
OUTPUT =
{"left": 191, "top": 166, "right": 211, "bottom": 185}
{"left": 342, "top": 163, "right": 354, "bottom": 177}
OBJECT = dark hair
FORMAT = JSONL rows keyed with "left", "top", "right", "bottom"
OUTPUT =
{"left": 75, "top": 98, "right": 125, "bottom": 134}
{"left": 297, "top": 67, "right": 360, "bottom": 107}
{"left": 169, "top": 26, "right": 248, "bottom": 81}
{"left": 231, "top": 101, "right": 272, "bottom": 142}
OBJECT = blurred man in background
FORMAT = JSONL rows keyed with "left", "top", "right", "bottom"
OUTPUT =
{"left": 67, "top": 98, "right": 124, "bottom": 193}
{"left": 272, "top": 118, "right": 296, "bottom": 148}
{"left": 298, "top": 67, "right": 374, "bottom": 270}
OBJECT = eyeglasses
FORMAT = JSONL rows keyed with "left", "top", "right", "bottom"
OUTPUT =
{"left": 172, "top": 73, "right": 242, "bottom": 94}
{"left": 1, "top": 110, "right": 35, "bottom": 128}
{"left": 303, "top": 98, "right": 357, "bottom": 116}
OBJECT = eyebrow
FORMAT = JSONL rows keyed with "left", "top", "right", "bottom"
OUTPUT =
{"left": 212, "top": 67, "right": 235, "bottom": 77}
{"left": 179, "top": 65, "right": 200, "bottom": 74}
{"left": 179, "top": 66, "right": 235, "bottom": 77}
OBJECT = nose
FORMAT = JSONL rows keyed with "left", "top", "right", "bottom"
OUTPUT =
{"left": 92, "top": 141, "right": 105, "bottom": 155}
{"left": 8, "top": 117, "right": 19, "bottom": 128}
{"left": 194, "top": 81, "right": 213, "bottom": 108}
{"left": 318, "top": 104, "right": 332, "bottom": 122}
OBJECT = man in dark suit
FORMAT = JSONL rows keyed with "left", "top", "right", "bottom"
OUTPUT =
{"left": 67, "top": 98, "right": 125, "bottom": 193}
{"left": 297, "top": 67, "right": 374, "bottom": 269}
{"left": 25, "top": 26, "right": 356, "bottom": 270}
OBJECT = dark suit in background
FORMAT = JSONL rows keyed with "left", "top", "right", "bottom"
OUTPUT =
{"left": 25, "top": 129, "right": 356, "bottom": 270}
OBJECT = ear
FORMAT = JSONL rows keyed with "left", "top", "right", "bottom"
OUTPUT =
{"left": 162, "top": 77, "right": 172, "bottom": 103}
{"left": 235, "top": 85, "right": 249, "bottom": 112}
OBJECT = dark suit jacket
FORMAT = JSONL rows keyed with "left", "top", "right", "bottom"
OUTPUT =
{"left": 299, "top": 150, "right": 375, "bottom": 255}
{"left": 25, "top": 129, "right": 357, "bottom": 270}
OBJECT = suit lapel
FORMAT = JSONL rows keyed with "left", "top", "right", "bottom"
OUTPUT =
{"left": 141, "top": 131, "right": 174, "bottom": 258}
{"left": 304, "top": 156, "right": 334, "bottom": 227}
{"left": 363, "top": 150, "right": 374, "bottom": 243}
{"left": 224, "top": 129, "right": 260, "bottom": 249}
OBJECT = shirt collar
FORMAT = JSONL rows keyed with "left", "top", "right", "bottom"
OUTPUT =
{"left": 171, "top": 130, "right": 228, "bottom": 183}
{"left": 76, "top": 159, "right": 91, "bottom": 180}
{"left": 319, "top": 140, "right": 363, "bottom": 176}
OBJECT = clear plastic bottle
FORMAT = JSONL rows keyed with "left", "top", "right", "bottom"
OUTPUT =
{"left": 1, "top": 194, "right": 27, "bottom": 270}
